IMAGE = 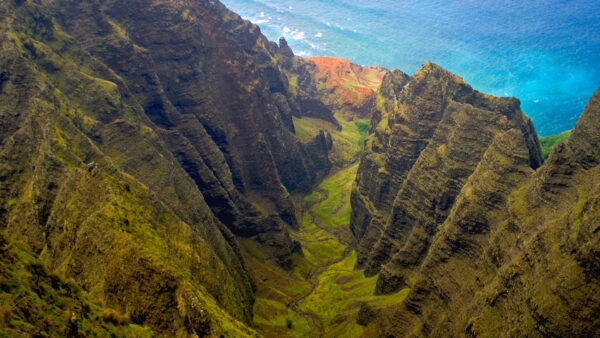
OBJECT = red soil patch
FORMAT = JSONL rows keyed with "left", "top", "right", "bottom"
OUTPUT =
{"left": 307, "top": 56, "right": 387, "bottom": 119}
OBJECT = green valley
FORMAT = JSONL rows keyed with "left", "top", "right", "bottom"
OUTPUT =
{"left": 293, "top": 114, "right": 370, "bottom": 167}
{"left": 1, "top": 0, "right": 599, "bottom": 336}
{"left": 243, "top": 163, "right": 411, "bottom": 337}
{"left": 242, "top": 120, "right": 411, "bottom": 337}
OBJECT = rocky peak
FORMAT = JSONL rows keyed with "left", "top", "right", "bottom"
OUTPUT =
{"left": 278, "top": 37, "right": 295, "bottom": 57}
{"left": 373, "top": 86, "right": 600, "bottom": 336}
{"left": 378, "top": 69, "right": 411, "bottom": 100}
{"left": 568, "top": 87, "right": 600, "bottom": 169}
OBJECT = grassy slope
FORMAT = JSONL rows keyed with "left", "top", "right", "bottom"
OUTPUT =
{"left": 300, "top": 251, "right": 409, "bottom": 337}
{"left": 0, "top": 232, "right": 153, "bottom": 337}
{"left": 540, "top": 130, "right": 571, "bottom": 159}
{"left": 293, "top": 114, "right": 370, "bottom": 167}
{"left": 243, "top": 161, "right": 410, "bottom": 337}
{"left": 305, "top": 165, "right": 358, "bottom": 242}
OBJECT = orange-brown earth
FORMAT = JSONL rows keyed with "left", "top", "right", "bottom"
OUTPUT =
{"left": 306, "top": 56, "right": 387, "bottom": 120}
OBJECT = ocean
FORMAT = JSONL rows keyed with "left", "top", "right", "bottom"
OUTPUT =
{"left": 220, "top": 0, "right": 600, "bottom": 136}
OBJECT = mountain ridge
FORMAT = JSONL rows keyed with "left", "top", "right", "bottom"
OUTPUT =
{"left": 0, "top": 0, "right": 599, "bottom": 336}
{"left": 350, "top": 63, "right": 600, "bottom": 335}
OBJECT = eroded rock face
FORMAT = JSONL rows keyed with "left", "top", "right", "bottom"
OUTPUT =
{"left": 276, "top": 46, "right": 342, "bottom": 127}
{"left": 306, "top": 56, "right": 387, "bottom": 120}
{"left": 351, "top": 61, "right": 543, "bottom": 290}
{"left": 44, "top": 0, "right": 337, "bottom": 264}
{"left": 0, "top": 0, "right": 335, "bottom": 334}
{"left": 360, "top": 82, "right": 600, "bottom": 336}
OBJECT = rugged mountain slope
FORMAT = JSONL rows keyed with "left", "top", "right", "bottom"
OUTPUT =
{"left": 0, "top": 0, "right": 339, "bottom": 335}
{"left": 0, "top": 232, "right": 153, "bottom": 336}
{"left": 351, "top": 62, "right": 543, "bottom": 290}
{"left": 371, "top": 87, "right": 600, "bottom": 337}
{"left": 276, "top": 40, "right": 341, "bottom": 127}
{"left": 46, "top": 0, "right": 337, "bottom": 253}
{"left": 0, "top": 1, "right": 259, "bottom": 335}
{"left": 307, "top": 56, "right": 387, "bottom": 120}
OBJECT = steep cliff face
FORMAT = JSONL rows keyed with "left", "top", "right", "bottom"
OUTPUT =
{"left": 46, "top": 0, "right": 335, "bottom": 249}
{"left": 350, "top": 62, "right": 543, "bottom": 290}
{"left": 276, "top": 41, "right": 341, "bottom": 127}
{"left": 307, "top": 56, "right": 387, "bottom": 120}
{"left": 0, "top": 1, "right": 258, "bottom": 335}
{"left": 373, "top": 87, "right": 600, "bottom": 337}
{"left": 0, "top": 0, "right": 336, "bottom": 335}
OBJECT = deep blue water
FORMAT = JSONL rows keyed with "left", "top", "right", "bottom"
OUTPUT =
{"left": 220, "top": 0, "right": 600, "bottom": 136}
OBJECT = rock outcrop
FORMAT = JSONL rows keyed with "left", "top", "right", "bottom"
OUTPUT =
{"left": 354, "top": 65, "right": 600, "bottom": 335}
{"left": 276, "top": 47, "right": 341, "bottom": 127}
{"left": 351, "top": 62, "right": 543, "bottom": 288}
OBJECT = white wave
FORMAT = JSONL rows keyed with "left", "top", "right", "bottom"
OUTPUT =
{"left": 291, "top": 31, "right": 305, "bottom": 40}
{"left": 296, "top": 51, "right": 310, "bottom": 57}
{"left": 260, "top": 11, "right": 265, "bottom": 17}
{"left": 255, "top": 19, "right": 269, "bottom": 24}
{"left": 315, "top": 32, "right": 323, "bottom": 38}
{"left": 283, "top": 26, "right": 291, "bottom": 33}
{"left": 308, "top": 41, "right": 320, "bottom": 49}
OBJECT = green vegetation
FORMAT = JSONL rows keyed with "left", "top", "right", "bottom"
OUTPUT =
{"left": 181, "top": 9, "right": 191, "bottom": 20}
{"left": 0, "top": 232, "right": 153, "bottom": 337}
{"left": 293, "top": 215, "right": 346, "bottom": 267}
{"left": 288, "top": 74, "right": 299, "bottom": 94}
{"left": 300, "top": 251, "right": 410, "bottom": 336}
{"left": 293, "top": 114, "right": 370, "bottom": 166}
{"left": 305, "top": 165, "right": 358, "bottom": 235}
{"left": 540, "top": 130, "right": 571, "bottom": 159}
{"left": 243, "top": 165, "right": 411, "bottom": 337}
{"left": 253, "top": 298, "right": 311, "bottom": 337}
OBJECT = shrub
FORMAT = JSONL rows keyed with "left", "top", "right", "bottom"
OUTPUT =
{"left": 100, "top": 309, "right": 131, "bottom": 326}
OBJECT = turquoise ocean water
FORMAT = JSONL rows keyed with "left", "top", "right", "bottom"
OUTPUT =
{"left": 221, "top": 0, "right": 600, "bottom": 136}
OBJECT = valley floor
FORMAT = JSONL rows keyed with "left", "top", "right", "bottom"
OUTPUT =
{"left": 241, "top": 165, "right": 409, "bottom": 337}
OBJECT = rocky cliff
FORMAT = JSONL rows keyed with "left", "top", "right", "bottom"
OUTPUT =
{"left": 47, "top": 0, "right": 336, "bottom": 247}
{"left": 351, "top": 61, "right": 543, "bottom": 283}
{"left": 352, "top": 64, "right": 600, "bottom": 335}
{"left": 0, "top": 0, "right": 336, "bottom": 335}
{"left": 2, "top": 0, "right": 599, "bottom": 336}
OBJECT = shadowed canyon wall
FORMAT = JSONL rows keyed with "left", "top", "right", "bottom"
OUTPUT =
{"left": 351, "top": 62, "right": 600, "bottom": 335}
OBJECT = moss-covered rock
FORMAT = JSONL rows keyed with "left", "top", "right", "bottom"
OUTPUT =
{"left": 351, "top": 62, "right": 543, "bottom": 290}
{"left": 0, "top": 231, "right": 154, "bottom": 337}
{"left": 0, "top": 0, "right": 336, "bottom": 334}
{"left": 358, "top": 84, "right": 600, "bottom": 336}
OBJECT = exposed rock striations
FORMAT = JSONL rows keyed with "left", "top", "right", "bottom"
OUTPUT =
{"left": 46, "top": 0, "right": 335, "bottom": 249}
{"left": 351, "top": 62, "right": 543, "bottom": 291}
{"left": 354, "top": 66, "right": 600, "bottom": 335}
{"left": 0, "top": 0, "right": 336, "bottom": 335}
